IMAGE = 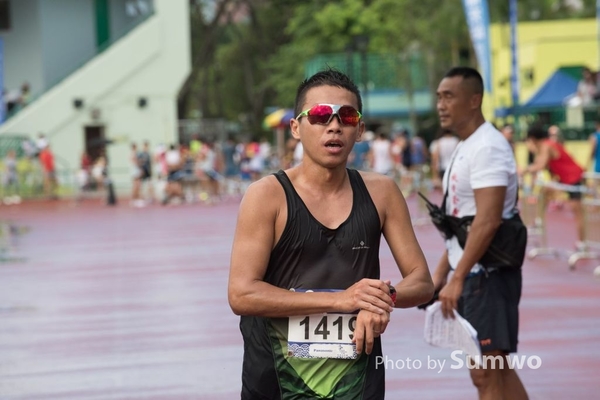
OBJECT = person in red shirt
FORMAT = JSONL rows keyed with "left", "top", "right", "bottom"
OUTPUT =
{"left": 39, "top": 144, "right": 58, "bottom": 199}
{"left": 523, "top": 125, "right": 585, "bottom": 243}
{"left": 81, "top": 151, "right": 92, "bottom": 172}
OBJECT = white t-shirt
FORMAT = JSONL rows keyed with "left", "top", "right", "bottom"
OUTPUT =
{"left": 166, "top": 149, "right": 181, "bottom": 167}
{"left": 199, "top": 148, "right": 216, "bottom": 171}
{"left": 371, "top": 139, "right": 393, "bottom": 174}
{"left": 437, "top": 135, "right": 460, "bottom": 171}
{"left": 442, "top": 122, "right": 518, "bottom": 273}
{"left": 429, "top": 139, "right": 438, "bottom": 157}
{"left": 293, "top": 142, "right": 303, "bottom": 166}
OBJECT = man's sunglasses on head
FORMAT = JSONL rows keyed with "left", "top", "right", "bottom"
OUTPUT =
{"left": 296, "top": 104, "right": 362, "bottom": 127}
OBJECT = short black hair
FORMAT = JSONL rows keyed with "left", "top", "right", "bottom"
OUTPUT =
{"left": 444, "top": 66, "right": 484, "bottom": 95}
{"left": 294, "top": 67, "right": 362, "bottom": 117}
{"left": 527, "top": 124, "right": 548, "bottom": 140}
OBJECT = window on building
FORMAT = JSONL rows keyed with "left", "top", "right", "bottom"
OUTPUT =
{"left": 0, "top": 0, "right": 11, "bottom": 31}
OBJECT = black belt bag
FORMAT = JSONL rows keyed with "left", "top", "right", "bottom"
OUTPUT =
{"left": 419, "top": 192, "right": 528, "bottom": 270}
{"left": 447, "top": 213, "right": 527, "bottom": 270}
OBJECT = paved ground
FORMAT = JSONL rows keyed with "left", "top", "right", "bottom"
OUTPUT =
{"left": 0, "top": 193, "right": 599, "bottom": 399}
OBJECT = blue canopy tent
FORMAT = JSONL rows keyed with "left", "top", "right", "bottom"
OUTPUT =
{"left": 494, "top": 66, "right": 582, "bottom": 117}
{"left": 494, "top": 66, "right": 596, "bottom": 139}
{"left": 521, "top": 66, "right": 581, "bottom": 109}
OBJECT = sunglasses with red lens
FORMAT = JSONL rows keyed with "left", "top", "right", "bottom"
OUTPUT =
{"left": 296, "top": 104, "right": 362, "bottom": 127}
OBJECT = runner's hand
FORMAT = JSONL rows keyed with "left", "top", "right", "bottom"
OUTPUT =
{"left": 339, "top": 279, "right": 394, "bottom": 314}
{"left": 353, "top": 309, "right": 390, "bottom": 355}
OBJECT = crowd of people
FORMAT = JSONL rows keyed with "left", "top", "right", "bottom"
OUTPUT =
{"left": 3, "top": 118, "right": 598, "bottom": 214}
{"left": 76, "top": 135, "right": 278, "bottom": 207}
{"left": 153, "top": 135, "right": 275, "bottom": 206}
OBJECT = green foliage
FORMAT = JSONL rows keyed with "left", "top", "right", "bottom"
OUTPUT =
{"left": 185, "top": 0, "right": 599, "bottom": 134}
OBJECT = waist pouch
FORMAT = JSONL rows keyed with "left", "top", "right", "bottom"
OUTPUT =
{"left": 419, "top": 192, "right": 527, "bottom": 270}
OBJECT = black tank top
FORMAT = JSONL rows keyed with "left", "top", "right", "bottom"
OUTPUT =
{"left": 240, "top": 169, "right": 385, "bottom": 399}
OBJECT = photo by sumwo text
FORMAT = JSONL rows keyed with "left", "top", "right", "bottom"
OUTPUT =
{"left": 375, "top": 351, "right": 542, "bottom": 373}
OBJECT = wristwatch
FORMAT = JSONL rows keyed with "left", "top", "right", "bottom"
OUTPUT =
{"left": 388, "top": 284, "right": 397, "bottom": 304}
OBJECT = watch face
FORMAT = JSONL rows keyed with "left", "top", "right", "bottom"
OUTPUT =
{"left": 388, "top": 285, "right": 396, "bottom": 303}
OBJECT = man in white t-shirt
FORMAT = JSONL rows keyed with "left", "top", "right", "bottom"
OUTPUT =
{"left": 431, "top": 67, "right": 527, "bottom": 400}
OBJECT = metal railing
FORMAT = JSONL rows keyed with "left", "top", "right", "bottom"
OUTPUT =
{"left": 567, "top": 173, "right": 600, "bottom": 271}
{"left": 521, "top": 181, "right": 562, "bottom": 260}
{"left": 0, "top": 165, "right": 78, "bottom": 201}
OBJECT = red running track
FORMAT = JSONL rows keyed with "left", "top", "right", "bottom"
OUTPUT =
{"left": 0, "top": 195, "right": 598, "bottom": 399}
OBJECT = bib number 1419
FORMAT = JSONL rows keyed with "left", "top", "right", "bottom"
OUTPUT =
{"left": 289, "top": 313, "right": 357, "bottom": 344}
{"left": 287, "top": 313, "right": 358, "bottom": 359}
{"left": 297, "top": 314, "right": 357, "bottom": 342}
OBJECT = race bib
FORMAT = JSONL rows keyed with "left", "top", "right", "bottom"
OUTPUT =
{"left": 286, "top": 288, "right": 359, "bottom": 359}
{"left": 287, "top": 312, "right": 358, "bottom": 359}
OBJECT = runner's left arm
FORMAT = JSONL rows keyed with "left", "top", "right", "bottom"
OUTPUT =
{"left": 367, "top": 173, "right": 435, "bottom": 308}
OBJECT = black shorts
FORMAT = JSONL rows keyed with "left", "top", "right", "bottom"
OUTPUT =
{"left": 141, "top": 167, "right": 152, "bottom": 181}
{"left": 565, "top": 179, "right": 584, "bottom": 200}
{"left": 458, "top": 268, "right": 522, "bottom": 354}
{"left": 167, "top": 170, "right": 185, "bottom": 182}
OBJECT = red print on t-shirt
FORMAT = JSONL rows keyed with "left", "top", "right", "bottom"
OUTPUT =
{"left": 450, "top": 174, "right": 459, "bottom": 216}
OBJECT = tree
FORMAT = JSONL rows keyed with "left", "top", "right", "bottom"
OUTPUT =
{"left": 266, "top": 0, "right": 471, "bottom": 132}
{"left": 178, "top": 0, "right": 235, "bottom": 121}
{"left": 181, "top": 0, "right": 299, "bottom": 135}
